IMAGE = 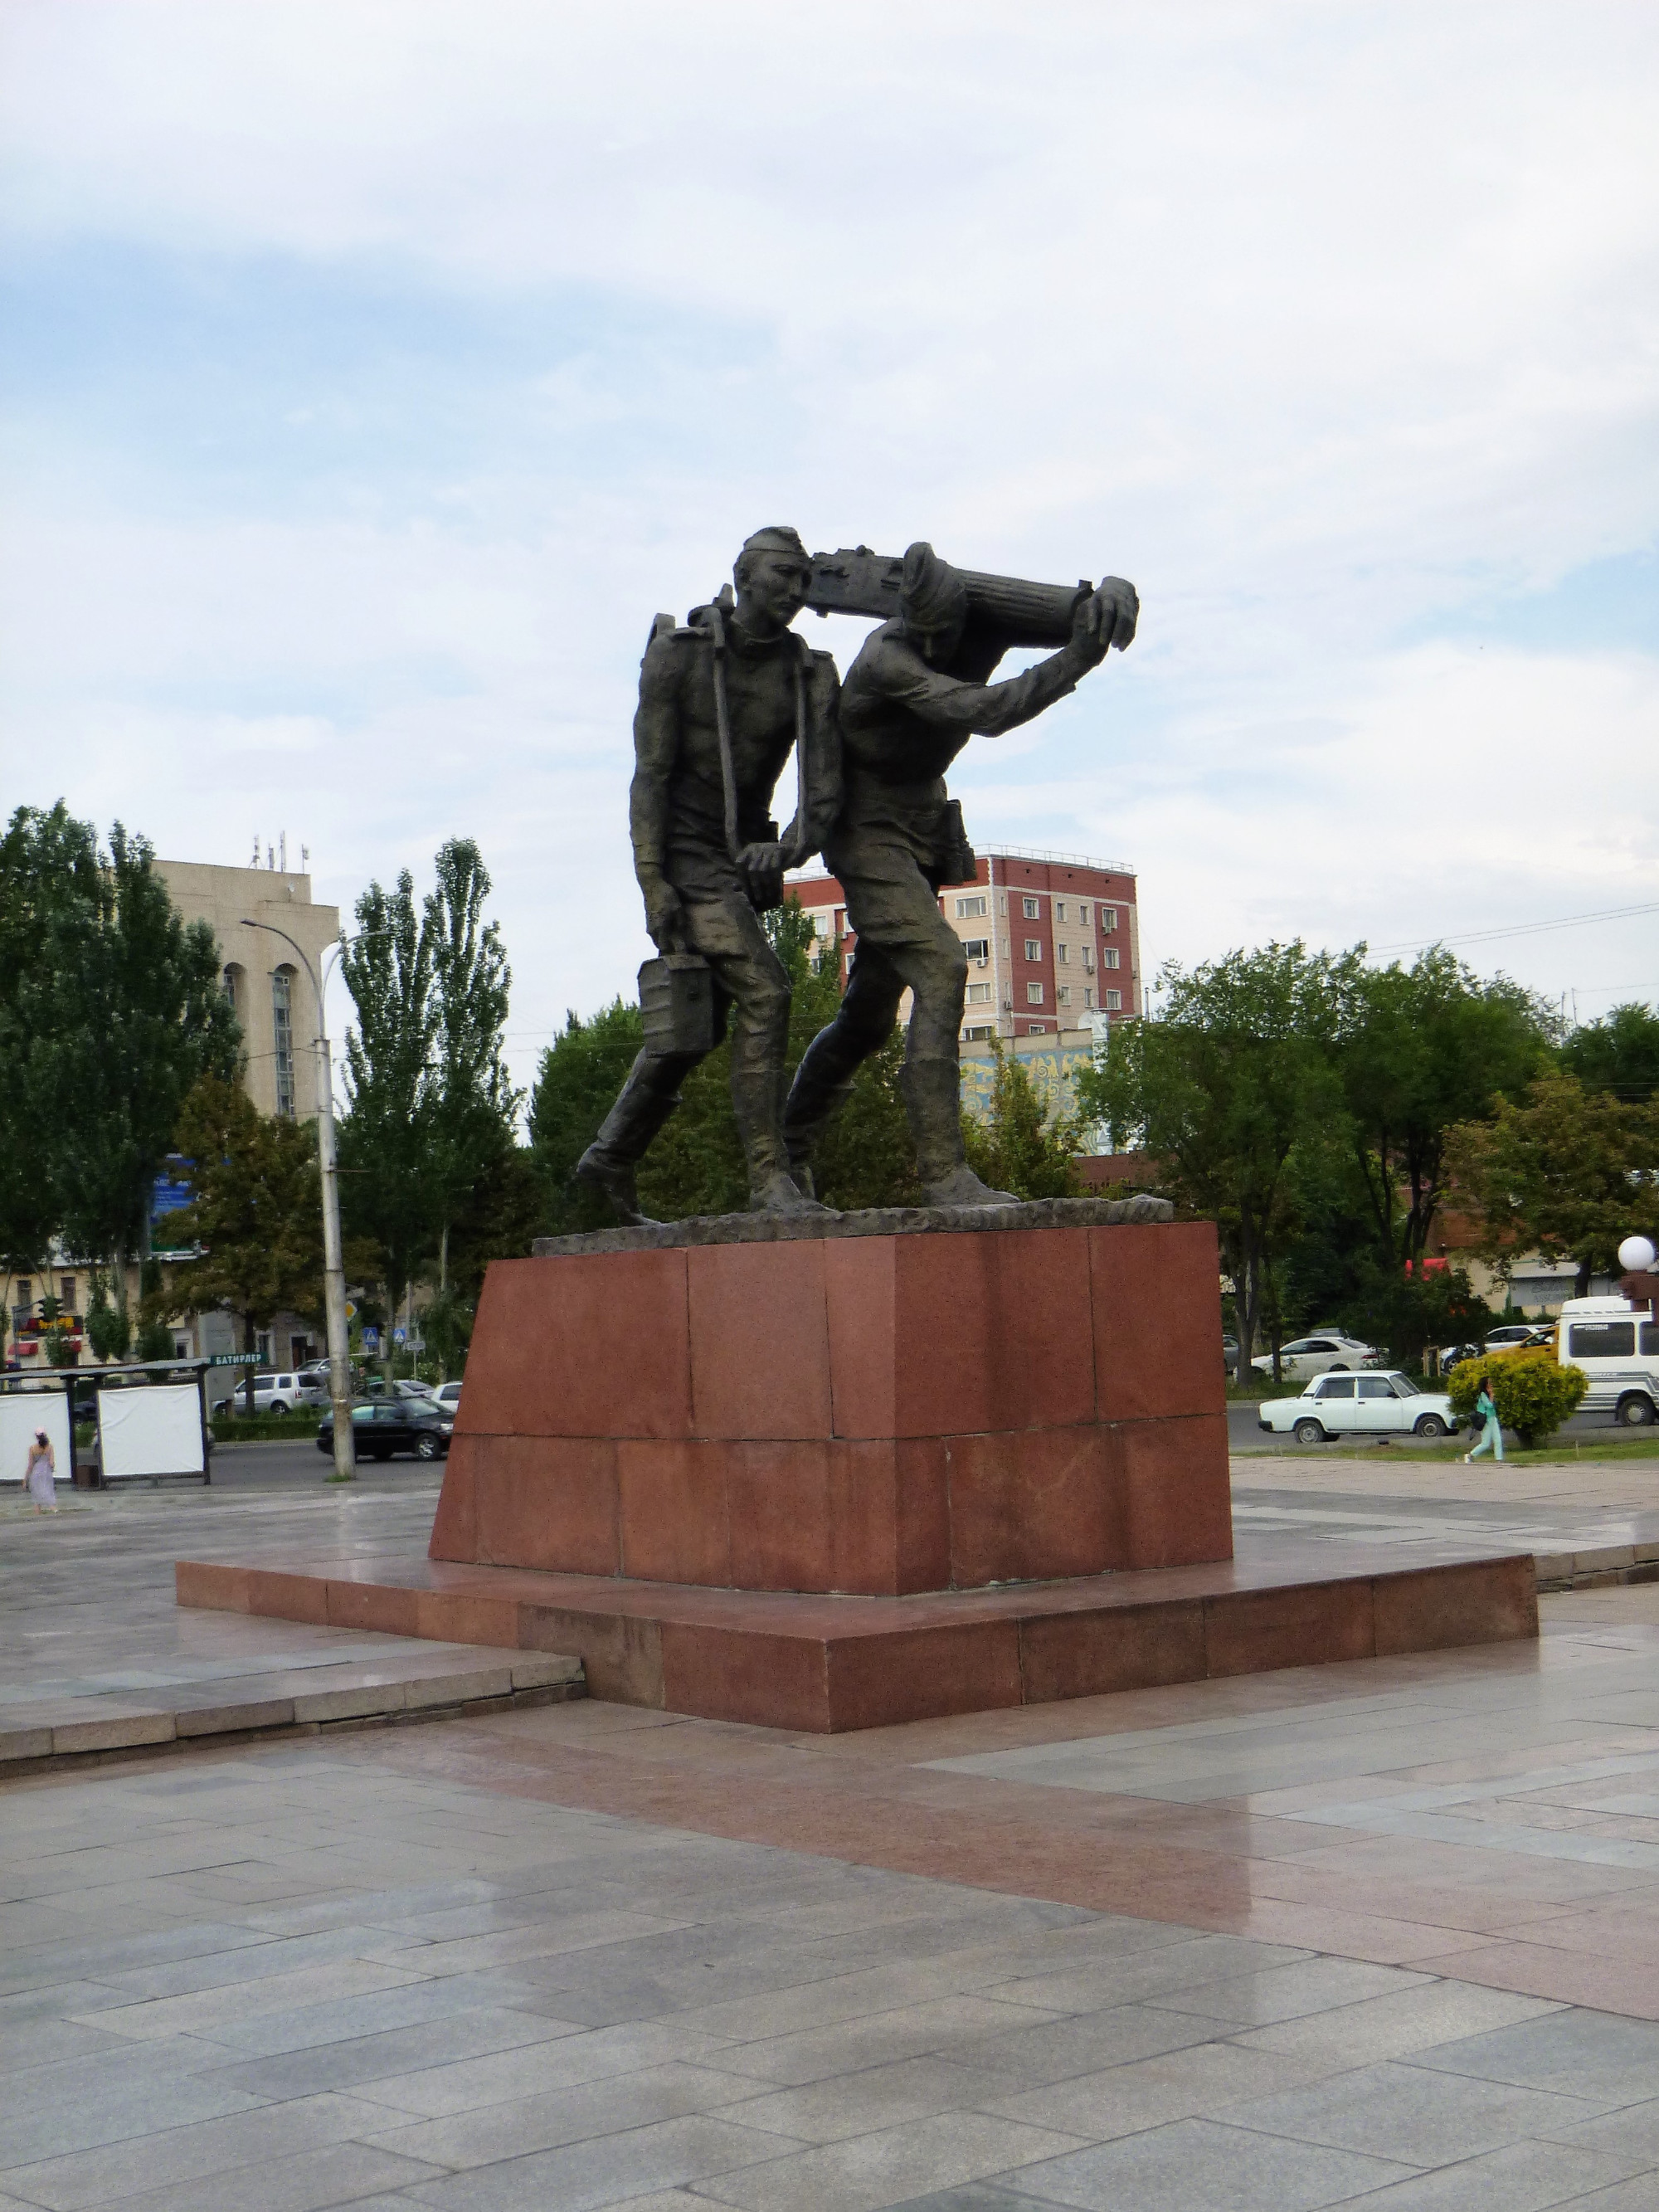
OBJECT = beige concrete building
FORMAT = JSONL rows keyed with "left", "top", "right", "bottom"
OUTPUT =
{"left": 155, "top": 860, "right": 339, "bottom": 1123}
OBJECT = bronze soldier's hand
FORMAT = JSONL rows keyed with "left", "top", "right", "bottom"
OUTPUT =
{"left": 644, "top": 880, "right": 688, "bottom": 953}
{"left": 737, "top": 840, "right": 786, "bottom": 912}
{"left": 1071, "top": 578, "right": 1139, "bottom": 664}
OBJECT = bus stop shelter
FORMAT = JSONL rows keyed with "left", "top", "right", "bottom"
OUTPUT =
{"left": 0, "top": 1361, "right": 214, "bottom": 1488}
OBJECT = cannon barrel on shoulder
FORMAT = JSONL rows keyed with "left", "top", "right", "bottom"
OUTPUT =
{"left": 804, "top": 546, "right": 1102, "bottom": 650}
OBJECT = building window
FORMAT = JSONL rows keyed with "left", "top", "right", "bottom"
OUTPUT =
{"left": 1078, "top": 903, "right": 1091, "bottom": 924}
{"left": 1022, "top": 895, "right": 1040, "bottom": 918}
{"left": 962, "top": 938, "right": 989, "bottom": 960}
{"left": 59, "top": 1275, "right": 75, "bottom": 1313}
{"left": 1104, "top": 989, "right": 1122, "bottom": 1011}
{"left": 1058, "top": 986, "right": 1071, "bottom": 1006}
{"left": 1102, "top": 947, "right": 1120, "bottom": 969}
{"left": 1024, "top": 938, "right": 1043, "bottom": 960}
{"left": 955, "top": 894, "right": 988, "bottom": 918}
{"left": 1026, "top": 982, "right": 1044, "bottom": 1004}
{"left": 966, "top": 982, "right": 991, "bottom": 1004}
{"left": 1083, "top": 987, "right": 1093, "bottom": 1007}
{"left": 1083, "top": 948, "right": 1095, "bottom": 972}
{"left": 1102, "top": 908, "right": 1117, "bottom": 932}
{"left": 272, "top": 966, "right": 296, "bottom": 1118}
{"left": 255, "top": 1330, "right": 272, "bottom": 1363}
{"left": 221, "top": 962, "right": 243, "bottom": 1014}
{"left": 1026, "top": 1022, "right": 1047, "bottom": 1034}
{"left": 1054, "top": 900, "right": 1067, "bottom": 921}
{"left": 810, "top": 909, "right": 834, "bottom": 938}
{"left": 1055, "top": 943, "right": 1068, "bottom": 963}
{"left": 963, "top": 1024, "right": 995, "bottom": 1041}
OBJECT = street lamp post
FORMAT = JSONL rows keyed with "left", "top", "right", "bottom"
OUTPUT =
{"left": 242, "top": 918, "right": 355, "bottom": 1482}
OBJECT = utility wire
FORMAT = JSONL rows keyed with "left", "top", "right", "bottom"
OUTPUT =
{"left": 1370, "top": 899, "right": 1659, "bottom": 957}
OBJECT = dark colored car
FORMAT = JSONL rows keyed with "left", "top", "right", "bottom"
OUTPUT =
{"left": 316, "top": 1400, "right": 454, "bottom": 1463}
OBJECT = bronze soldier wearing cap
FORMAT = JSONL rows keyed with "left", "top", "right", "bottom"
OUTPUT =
{"left": 577, "top": 527, "right": 842, "bottom": 1224}
{"left": 785, "top": 543, "right": 1137, "bottom": 1206}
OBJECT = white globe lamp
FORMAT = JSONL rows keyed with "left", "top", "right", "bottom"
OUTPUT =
{"left": 1618, "top": 1234, "right": 1657, "bottom": 1274}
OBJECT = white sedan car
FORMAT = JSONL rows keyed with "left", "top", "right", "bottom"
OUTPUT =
{"left": 1258, "top": 1370, "right": 1460, "bottom": 1444}
{"left": 1250, "top": 1333, "right": 1382, "bottom": 1382}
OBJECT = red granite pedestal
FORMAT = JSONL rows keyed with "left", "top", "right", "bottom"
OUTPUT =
{"left": 176, "top": 1201, "right": 1540, "bottom": 1731}
{"left": 429, "top": 1209, "right": 1233, "bottom": 1593}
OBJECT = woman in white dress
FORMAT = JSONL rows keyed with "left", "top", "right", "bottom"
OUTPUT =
{"left": 24, "top": 1429, "right": 59, "bottom": 1513}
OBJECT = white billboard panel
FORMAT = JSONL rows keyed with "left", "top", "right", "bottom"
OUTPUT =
{"left": 99, "top": 1384, "right": 205, "bottom": 1480}
{"left": 0, "top": 1391, "right": 72, "bottom": 1486}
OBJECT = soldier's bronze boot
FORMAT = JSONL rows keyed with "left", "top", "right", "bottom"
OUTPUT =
{"left": 904, "top": 1056, "right": 1017, "bottom": 1208}
{"left": 572, "top": 1054, "right": 681, "bottom": 1225}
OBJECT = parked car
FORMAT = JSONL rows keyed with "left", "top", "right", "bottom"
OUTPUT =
{"left": 1259, "top": 1371, "right": 1459, "bottom": 1443}
{"left": 290, "top": 1365, "right": 334, "bottom": 1407}
{"left": 1250, "top": 1333, "right": 1382, "bottom": 1382}
{"left": 242, "top": 1372, "right": 307, "bottom": 1414}
{"left": 429, "top": 1381, "right": 463, "bottom": 1412}
{"left": 1438, "top": 1324, "right": 1554, "bottom": 1375}
{"left": 315, "top": 1400, "right": 455, "bottom": 1462}
{"left": 1556, "top": 1295, "right": 1659, "bottom": 1425}
{"left": 361, "top": 1376, "right": 441, "bottom": 1404}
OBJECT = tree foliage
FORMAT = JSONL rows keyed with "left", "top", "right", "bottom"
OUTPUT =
{"left": 962, "top": 1040, "right": 1082, "bottom": 1201}
{"left": 162, "top": 1074, "right": 325, "bottom": 1411}
{"left": 0, "top": 803, "right": 241, "bottom": 1279}
{"left": 1447, "top": 1348, "right": 1588, "bottom": 1449}
{"left": 1333, "top": 948, "right": 1554, "bottom": 1269}
{"left": 1076, "top": 942, "right": 1345, "bottom": 1370}
{"left": 1561, "top": 1001, "right": 1659, "bottom": 1105}
{"left": 337, "top": 840, "right": 526, "bottom": 1335}
{"left": 1445, "top": 1071, "right": 1659, "bottom": 1298}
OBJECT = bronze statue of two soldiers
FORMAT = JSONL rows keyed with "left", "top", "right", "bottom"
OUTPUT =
{"left": 575, "top": 527, "right": 1138, "bottom": 1225}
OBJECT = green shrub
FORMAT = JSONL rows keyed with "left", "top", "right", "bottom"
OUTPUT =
{"left": 1447, "top": 1349, "right": 1588, "bottom": 1449}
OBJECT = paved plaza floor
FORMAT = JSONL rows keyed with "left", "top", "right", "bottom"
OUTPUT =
{"left": 0, "top": 1461, "right": 1656, "bottom": 2210}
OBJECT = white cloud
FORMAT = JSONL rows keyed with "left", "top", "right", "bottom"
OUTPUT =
{"left": 2, "top": 0, "right": 1657, "bottom": 1087}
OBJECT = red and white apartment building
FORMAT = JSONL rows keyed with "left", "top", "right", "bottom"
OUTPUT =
{"left": 788, "top": 847, "right": 1141, "bottom": 1043}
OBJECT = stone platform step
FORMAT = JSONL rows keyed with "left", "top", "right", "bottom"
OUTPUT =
{"left": 0, "top": 1642, "right": 584, "bottom": 1772}
{"left": 176, "top": 1537, "right": 1537, "bottom": 1734}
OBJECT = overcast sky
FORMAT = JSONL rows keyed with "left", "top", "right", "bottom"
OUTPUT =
{"left": 2, "top": 2, "right": 1655, "bottom": 1098}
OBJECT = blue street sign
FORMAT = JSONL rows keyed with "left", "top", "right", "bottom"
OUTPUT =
{"left": 361, "top": 1327, "right": 380, "bottom": 1350}
{"left": 393, "top": 1327, "right": 406, "bottom": 1345}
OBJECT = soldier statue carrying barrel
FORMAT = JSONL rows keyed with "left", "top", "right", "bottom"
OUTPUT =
{"left": 576, "top": 529, "right": 1138, "bottom": 1225}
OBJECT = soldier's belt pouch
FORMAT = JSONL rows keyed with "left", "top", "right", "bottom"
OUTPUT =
{"left": 640, "top": 954, "right": 716, "bottom": 1057}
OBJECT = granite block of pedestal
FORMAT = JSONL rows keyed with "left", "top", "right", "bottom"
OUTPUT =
{"left": 428, "top": 1199, "right": 1232, "bottom": 1596}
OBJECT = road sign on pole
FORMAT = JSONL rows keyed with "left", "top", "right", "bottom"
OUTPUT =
{"left": 361, "top": 1327, "right": 380, "bottom": 1351}
{"left": 393, "top": 1327, "right": 406, "bottom": 1346}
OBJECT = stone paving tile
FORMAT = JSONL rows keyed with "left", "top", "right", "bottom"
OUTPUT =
{"left": 358, "top": 2059, "right": 771, "bottom": 2170}
{"left": 398, "top": 2112, "right": 805, "bottom": 2210}
{"left": 204, "top": 2007, "right": 586, "bottom": 2102}
{"left": 985, "top": 2116, "right": 1419, "bottom": 2210}
{"left": 1145, "top": 1955, "right": 1433, "bottom": 2026}
{"left": 1401, "top": 2007, "right": 1659, "bottom": 2108}
{"left": 966, "top": 2039, "right": 1345, "bottom": 2137}
{"left": 708, "top": 2056, "right": 997, "bottom": 2146}
{"left": 92, "top": 2140, "right": 447, "bottom": 2212}
{"left": 1214, "top": 2057, "right": 1600, "bottom": 2164}
{"left": 1325, "top": 2137, "right": 1657, "bottom": 2210}
{"left": 0, "top": 2092, "right": 406, "bottom": 2211}
{"left": 337, "top": 2020, "right": 747, "bottom": 2120}
{"left": 1232, "top": 1981, "right": 1564, "bottom": 2067}
{"left": 692, "top": 2112, "right": 1088, "bottom": 2212}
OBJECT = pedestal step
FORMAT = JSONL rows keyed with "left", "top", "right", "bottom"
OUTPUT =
{"left": 177, "top": 1540, "right": 1537, "bottom": 1734}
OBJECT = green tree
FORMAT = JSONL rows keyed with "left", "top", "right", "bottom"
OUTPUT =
{"left": 1333, "top": 948, "right": 1554, "bottom": 1271}
{"left": 529, "top": 999, "right": 648, "bottom": 1233}
{"left": 1446, "top": 1071, "right": 1659, "bottom": 1298}
{"left": 338, "top": 840, "right": 525, "bottom": 1345}
{"left": 1447, "top": 1348, "right": 1588, "bottom": 1449}
{"left": 961, "top": 1039, "right": 1082, "bottom": 1201}
{"left": 1562, "top": 1001, "right": 1659, "bottom": 1104}
{"left": 0, "top": 805, "right": 239, "bottom": 1296}
{"left": 1077, "top": 942, "right": 1345, "bottom": 1372}
{"left": 424, "top": 840, "right": 522, "bottom": 1296}
{"left": 163, "top": 1075, "right": 325, "bottom": 1413}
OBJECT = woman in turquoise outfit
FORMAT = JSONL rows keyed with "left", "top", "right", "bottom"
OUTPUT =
{"left": 1462, "top": 1378, "right": 1503, "bottom": 1463}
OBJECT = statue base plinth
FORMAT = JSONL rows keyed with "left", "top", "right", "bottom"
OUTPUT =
{"left": 430, "top": 1201, "right": 1232, "bottom": 1595}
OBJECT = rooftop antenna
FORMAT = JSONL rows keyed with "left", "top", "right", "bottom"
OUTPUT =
{"left": 300, "top": 843, "right": 309, "bottom": 869}
{"left": 266, "top": 842, "right": 275, "bottom": 870}
{"left": 280, "top": 830, "right": 287, "bottom": 872}
{"left": 251, "top": 832, "right": 260, "bottom": 865}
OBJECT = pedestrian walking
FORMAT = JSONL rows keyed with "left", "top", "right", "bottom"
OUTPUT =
{"left": 24, "top": 1427, "right": 60, "bottom": 1513}
{"left": 1462, "top": 1379, "right": 1504, "bottom": 1464}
